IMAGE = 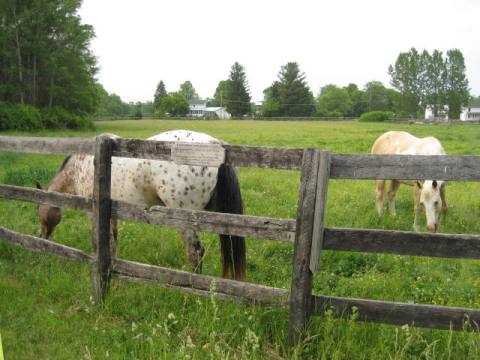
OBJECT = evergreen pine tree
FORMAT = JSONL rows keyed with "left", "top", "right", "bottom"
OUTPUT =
{"left": 275, "top": 62, "right": 315, "bottom": 116}
{"left": 225, "top": 62, "right": 251, "bottom": 117}
{"left": 153, "top": 80, "right": 167, "bottom": 112}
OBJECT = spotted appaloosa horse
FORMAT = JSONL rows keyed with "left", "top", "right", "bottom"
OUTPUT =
{"left": 36, "top": 130, "right": 246, "bottom": 280}
{"left": 371, "top": 131, "right": 447, "bottom": 233}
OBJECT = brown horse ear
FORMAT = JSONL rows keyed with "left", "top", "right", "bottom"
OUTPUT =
{"left": 416, "top": 181, "right": 422, "bottom": 189}
{"left": 35, "top": 181, "right": 42, "bottom": 190}
{"left": 432, "top": 180, "right": 437, "bottom": 189}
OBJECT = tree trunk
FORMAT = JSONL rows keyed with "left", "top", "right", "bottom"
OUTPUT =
{"left": 49, "top": 77, "right": 54, "bottom": 108}
{"left": 13, "top": 7, "right": 24, "bottom": 104}
{"left": 32, "top": 54, "right": 37, "bottom": 106}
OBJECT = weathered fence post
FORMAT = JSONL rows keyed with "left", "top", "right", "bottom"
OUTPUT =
{"left": 309, "top": 151, "right": 331, "bottom": 273}
{"left": 92, "top": 134, "right": 114, "bottom": 304}
{"left": 288, "top": 149, "right": 321, "bottom": 345}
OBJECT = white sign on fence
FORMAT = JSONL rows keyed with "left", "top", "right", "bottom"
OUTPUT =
{"left": 171, "top": 142, "right": 225, "bottom": 167}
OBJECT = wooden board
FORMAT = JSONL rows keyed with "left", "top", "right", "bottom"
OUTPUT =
{"left": 312, "top": 294, "right": 480, "bottom": 331}
{"left": 114, "top": 138, "right": 304, "bottom": 170}
{"left": 91, "top": 135, "right": 114, "bottom": 304}
{"left": 323, "top": 227, "right": 480, "bottom": 259}
{"left": 112, "top": 201, "right": 296, "bottom": 242}
{"left": 331, "top": 154, "right": 480, "bottom": 180}
{"left": 0, "top": 184, "right": 91, "bottom": 212}
{"left": 0, "top": 136, "right": 94, "bottom": 155}
{"left": 0, "top": 226, "right": 92, "bottom": 262}
{"left": 113, "top": 258, "right": 289, "bottom": 307}
{"left": 310, "top": 151, "right": 331, "bottom": 273}
{"left": 288, "top": 149, "right": 320, "bottom": 345}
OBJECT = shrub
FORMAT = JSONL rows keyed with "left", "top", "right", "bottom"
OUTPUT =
{"left": 40, "top": 106, "right": 94, "bottom": 129}
{"left": 358, "top": 111, "right": 394, "bottom": 122}
{"left": 0, "top": 102, "right": 14, "bottom": 130}
{"left": 0, "top": 103, "right": 43, "bottom": 130}
{"left": 0, "top": 103, "right": 94, "bottom": 131}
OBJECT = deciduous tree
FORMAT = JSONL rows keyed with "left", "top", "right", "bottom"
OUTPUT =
{"left": 179, "top": 81, "right": 198, "bottom": 102}
{"left": 445, "top": 49, "right": 469, "bottom": 119}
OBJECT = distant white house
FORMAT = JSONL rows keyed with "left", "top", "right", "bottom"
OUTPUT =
{"left": 188, "top": 100, "right": 231, "bottom": 119}
{"left": 460, "top": 102, "right": 480, "bottom": 121}
{"left": 425, "top": 101, "right": 480, "bottom": 121}
{"left": 425, "top": 105, "right": 449, "bottom": 121}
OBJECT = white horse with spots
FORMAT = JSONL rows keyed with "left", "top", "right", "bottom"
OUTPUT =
{"left": 36, "top": 130, "right": 246, "bottom": 280}
{"left": 371, "top": 131, "right": 447, "bottom": 233}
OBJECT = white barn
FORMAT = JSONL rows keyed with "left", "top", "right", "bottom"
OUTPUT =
{"left": 188, "top": 100, "right": 231, "bottom": 119}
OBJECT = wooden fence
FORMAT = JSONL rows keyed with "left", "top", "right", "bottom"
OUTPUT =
{"left": 1, "top": 135, "right": 480, "bottom": 346}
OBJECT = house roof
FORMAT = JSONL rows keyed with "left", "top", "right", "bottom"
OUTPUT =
{"left": 188, "top": 99, "right": 207, "bottom": 105}
{"left": 468, "top": 98, "right": 480, "bottom": 107}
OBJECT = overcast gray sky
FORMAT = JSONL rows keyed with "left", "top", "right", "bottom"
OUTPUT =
{"left": 79, "top": 0, "right": 480, "bottom": 103}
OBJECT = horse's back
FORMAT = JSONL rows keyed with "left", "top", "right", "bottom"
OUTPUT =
{"left": 147, "top": 130, "right": 222, "bottom": 144}
{"left": 66, "top": 130, "right": 222, "bottom": 210}
{"left": 146, "top": 130, "right": 221, "bottom": 210}
{"left": 372, "top": 131, "right": 445, "bottom": 156}
{"left": 417, "top": 137, "right": 446, "bottom": 155}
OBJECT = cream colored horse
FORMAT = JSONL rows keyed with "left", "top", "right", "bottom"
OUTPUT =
{"left": 371, "top": 131, "right": 447, "bottom": 233}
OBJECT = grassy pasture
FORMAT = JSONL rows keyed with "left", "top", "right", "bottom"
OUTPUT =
{"left": 1, "top": 120, "right": 480, "bottom": 359}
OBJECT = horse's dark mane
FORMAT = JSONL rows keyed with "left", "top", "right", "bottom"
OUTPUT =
{"left": 45, "top": 155, "right": 72, "bottom": 191}
{"left": 59, "top": 155, "right": 72, "bottom": 172}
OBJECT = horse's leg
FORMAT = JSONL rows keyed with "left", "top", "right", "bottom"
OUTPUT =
{"left": 110, "top": 218, "right": 118, "bottom": 258}
{"left": 387, "top": 180, "right": 400, "bottom": 216}
{"left": 375, "top": 180, "right": 385, "bottom": 215}
{"left": 413, "top": 184, "right": 422, "bottom": 232}
{"left": 179, "top": 229, "right": 205, "bottom": 273}
{"left": 440, "top": 183, "right": 448, "bottom": 221}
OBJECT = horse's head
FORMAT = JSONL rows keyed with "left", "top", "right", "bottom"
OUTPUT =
{"left": 36, "top": 182, "right": 62, "bottom": 239}
{"left": 417, "top": 180, "right": 443, "bottom": 233}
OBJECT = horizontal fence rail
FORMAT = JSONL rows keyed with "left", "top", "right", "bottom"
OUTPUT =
{"left": 112, "top": 201, "right": 296, "bottom": 242}
{"left": 1, "top": 136, "right": 480, "bottom": 179}
{"left": 0, "top": 136, "right": 95, "bottom": 155}
{"left": 113, "top": 258, "right": 289, "bottom": 307}
{"left": 3, "top": 184, "right": 480, "bottom": 261}
{"left": 330, "top": 154, "right": 480, "bottom": 180}
{"left": 113, "top": 138, "right": 305, "bottom": 170}
{"left": 323, "top": 228, "right": 480, "bottom": 260}
{"left": 0, "top": 184, "right": 92, "bottom": 211}
{"left": 0, "top": 226, "right": 92, "bottom": 262}
{"left": 312, "top": 295, "right": 480, "bottom": 331}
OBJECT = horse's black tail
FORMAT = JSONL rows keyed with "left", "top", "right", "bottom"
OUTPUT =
{"left": 210, "top": 163, "right": 246, "bottom": 281}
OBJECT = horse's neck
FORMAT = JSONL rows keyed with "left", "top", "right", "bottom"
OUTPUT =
{"left": 47, "top": 162, "right": 75, "bottom": 194}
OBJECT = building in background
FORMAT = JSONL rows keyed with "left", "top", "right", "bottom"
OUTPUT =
{"left": 460, "top": 99, "right": 480, "bottom": 121}
{"left": 425, "top": 105, "right": 449, "bottom": 121}
{"left": 188, "top": 100, "right": 231, "bottom": 119}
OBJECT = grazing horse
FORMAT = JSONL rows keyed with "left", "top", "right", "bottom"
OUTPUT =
{"left": 36, "top": 130, "right": 246, "bottom": 280}
{"left": 371, "top": 131, "right": 447, "bottom": 233}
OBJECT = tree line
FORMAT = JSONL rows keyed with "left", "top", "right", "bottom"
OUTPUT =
{"left": 152, "top": 48, "right": 472, "bottom": 119}
{"left": 0, "top": 1, "right": 474, "bottom": 126}
{"left": 389, "top": 48, "right": 469, "bottom": 119}
{"left": 152, "top": 62, "right": 251, "bottom": 117}
{"left": 0, "top": 0, "right": 98, "bottom": 129}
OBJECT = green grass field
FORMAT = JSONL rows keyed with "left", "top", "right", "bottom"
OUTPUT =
{"left": 1, "top": 120, "right": 480, "bottom": 359}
